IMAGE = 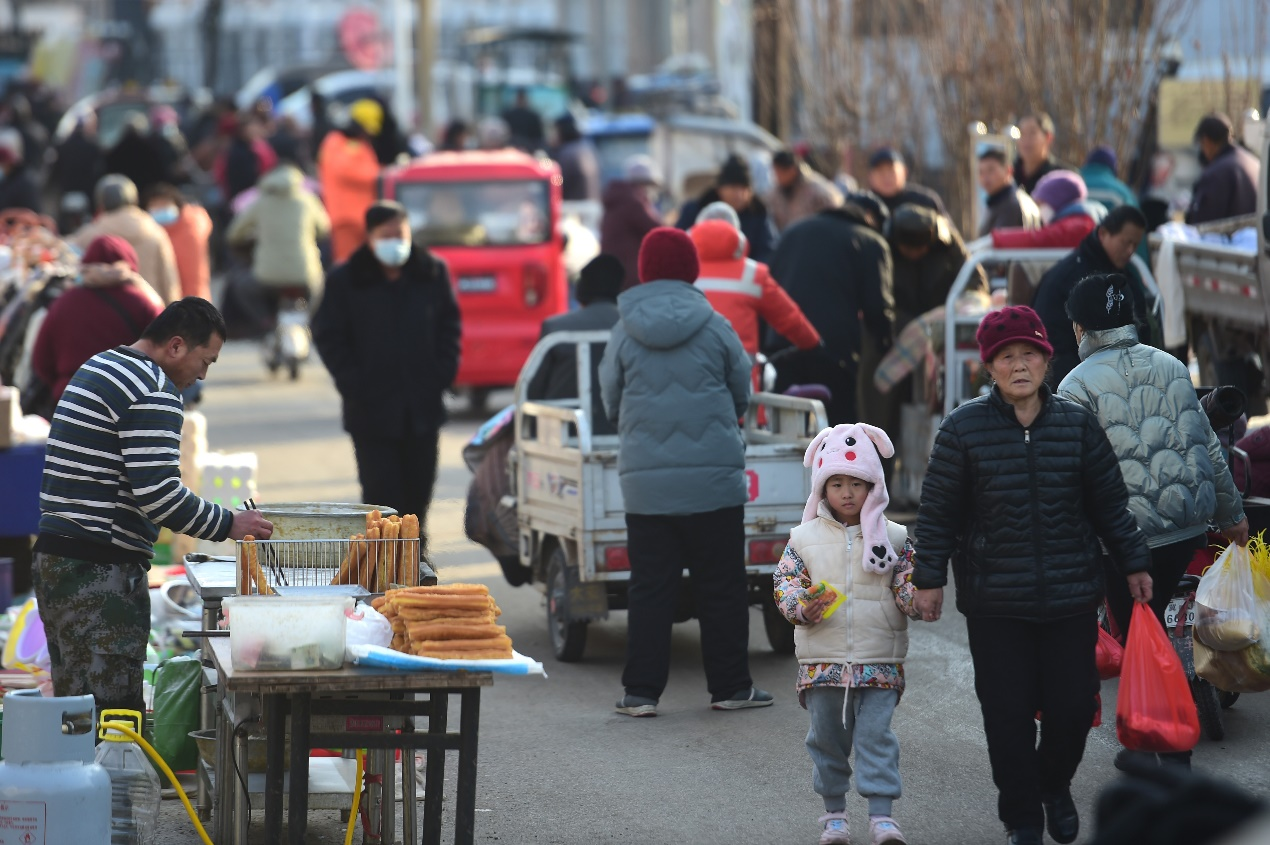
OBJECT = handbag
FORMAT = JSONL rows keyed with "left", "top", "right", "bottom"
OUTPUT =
{"left": 1116, "top": 602, "right": 1200, "bottom": 753}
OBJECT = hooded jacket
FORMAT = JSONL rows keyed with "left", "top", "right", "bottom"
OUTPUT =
{"left": 600, "top": 180, "right": 662, "bottom": 290}
{"left": 598, "top": 280, "right": 751, "bottom": 515}
{"left": 790, "top": 505, "right": 912, "bottom": 665}
{"left": 1031, "top": 229, "right": 1152, "bottom": 387}
{"left": 228, "top": 166, "right": 331, "bottom": 290}
{"left": 689, "top": 219, "right": 820, "bottom": 356}
{"left": 676, "top": 189, "right": 777, "bottom": 263}
{"left": 1058, "top": 325, "right": 1245, "bottom": 546}
{"left": 70, "top": 206, "right": 181, "bottom": 305}
{"left": 912, "top": 385, "right": 1151, "bottom": 620}
{"left": 766, "top": 205, "right": 893, "bottom": 365}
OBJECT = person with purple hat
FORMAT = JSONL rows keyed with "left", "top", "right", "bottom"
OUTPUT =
{"left": 991, "top": 169, "right": 1106, "bottom": 251}
{"left": 910, "top": 306, "right": 1152, "bottom": 845}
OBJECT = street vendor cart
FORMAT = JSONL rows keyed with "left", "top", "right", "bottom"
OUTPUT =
{"left": 184, "top": 502, "right": 504, "bottom": 845}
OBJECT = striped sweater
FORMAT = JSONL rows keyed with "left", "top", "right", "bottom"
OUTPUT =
{"left": 36, "top": 346, "right": 233, "bottom": 566}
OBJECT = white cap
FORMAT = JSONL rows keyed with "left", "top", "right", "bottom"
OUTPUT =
{"left": 624, "top": 154, "right": 662, "bottom": 185}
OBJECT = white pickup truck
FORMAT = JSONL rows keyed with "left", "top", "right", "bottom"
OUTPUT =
{"left": 512, "top": 331, "right": 827, "bottom": 662}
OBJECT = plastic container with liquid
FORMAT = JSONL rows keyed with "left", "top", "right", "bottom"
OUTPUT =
{"left": 95, "top": 709, "right": 161, "bottom": 845}
{"left": 224, "top": 594, "right": 352, "bottom": 671}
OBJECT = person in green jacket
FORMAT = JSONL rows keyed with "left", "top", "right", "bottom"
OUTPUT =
{"left": 1080, "top": 146, "right": 1147, "bottom": 264}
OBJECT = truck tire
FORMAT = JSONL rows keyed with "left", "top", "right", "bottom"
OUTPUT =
{"left": 547, "top": 545, "right": 588, "bottom": 662}
{"left": 762, "top": 600, "right": 795, "bottom": 655}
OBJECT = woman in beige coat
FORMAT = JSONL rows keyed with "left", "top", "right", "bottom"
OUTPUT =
{"left": 227, "top": 164, "right": 331, "bottom": 307}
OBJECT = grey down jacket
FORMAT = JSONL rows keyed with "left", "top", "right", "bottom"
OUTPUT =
{"left": 599, "top": 280, "right": 751, "bottom": 515}
{"left": 1058, "top": 325, "right": 1245, "bottom": 546}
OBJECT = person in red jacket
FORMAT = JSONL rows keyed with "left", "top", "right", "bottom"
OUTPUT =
{"left": 990, "top": 170, "right": 1105, "bottom": 250}
{"left": 30, "top": 235, "right": 165, "bottom": 414}
{"left": 688, "top": 202, "right": 820, "bottom": 361}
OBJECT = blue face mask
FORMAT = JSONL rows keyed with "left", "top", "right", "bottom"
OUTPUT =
{"left": 372, "top": 238, "right": 411, "bottom": 268}
{"left": 150, "top": 207, "right": 179, "bottom": 226}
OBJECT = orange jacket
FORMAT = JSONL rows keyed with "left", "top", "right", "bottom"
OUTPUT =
{"left": 318, "top": 132, "right": 380, "bottom": 263}
{"left": 689, "top": 220, "right": 821, "bottom": 356}
{"left": 162, "top": 205, "right": 213, "bottom": 301}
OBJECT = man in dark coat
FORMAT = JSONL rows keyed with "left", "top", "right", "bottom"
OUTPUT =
{"left": 675, "top": 154, "right": 777, "bottom": 263}
{"left": 1014, "top": 112, "right": 1069, "bottom": 195}
{"left": 978, "top": 148, "right": 1042, "bottom": 237}
{"left": 866, "top": 147, "right": 948, "bottom": 216}
{"left": 767, "top": 200, "right": 894, "bottom": 425}
{"left": 313, "top": 201, "right": 462, "bottom": 547}
{"left": 51, "top": 113, "right": 103, "bottom": 201}
{"left": 501, "top": 88, "right": 545, "bottom": 153}
{"left": 526, "top": 254, "right": 622, "bottom": 435}
{"left": 1032, "top": 205, "right": 1150, "bottom": 388}
{"left": 1187, "top": 113, "right": 1260, "bottom": 225}
{"left": 600, "top": 156, "right": 663, "bottom": 290}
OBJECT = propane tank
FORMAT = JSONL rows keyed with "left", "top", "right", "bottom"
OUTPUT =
{"left": 0, "top": 688, "right": 111, "bottom": 844}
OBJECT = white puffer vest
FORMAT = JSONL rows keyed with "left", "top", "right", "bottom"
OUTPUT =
{"left": 791, "top": 504, "right": 910, "bottom": 665}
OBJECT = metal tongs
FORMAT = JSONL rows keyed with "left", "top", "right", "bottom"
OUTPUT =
{"left": 240, "top": 498, "right": 288, "bottom": 587}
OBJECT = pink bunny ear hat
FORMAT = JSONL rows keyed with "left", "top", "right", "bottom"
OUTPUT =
{"left": 802, "top": 422, "right": 899, "bottom": 574}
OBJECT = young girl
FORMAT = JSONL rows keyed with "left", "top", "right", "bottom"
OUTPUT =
{"left": 774, "top": 422, "right": 921, "bottom": 845}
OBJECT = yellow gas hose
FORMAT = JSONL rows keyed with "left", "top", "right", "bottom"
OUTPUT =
{"left": 100, "top": 719, "right": 213, "bottom": 845}
{"left": 345, "top": 749, "right": 365, "bottom": 845}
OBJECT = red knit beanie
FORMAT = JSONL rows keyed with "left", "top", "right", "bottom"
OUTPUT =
{"left": 976, "top": 306, "right": 1054, "bottom": 362}
{"left": 638, "top": 226, "right": 700, "bottom": 284}
{"left": 82, "top": 235, "right": 140, "bottom": 273}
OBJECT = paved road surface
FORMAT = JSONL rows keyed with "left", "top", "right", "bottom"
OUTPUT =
{"left": 157, "top": 341, "right": 1270, "bottom": 844}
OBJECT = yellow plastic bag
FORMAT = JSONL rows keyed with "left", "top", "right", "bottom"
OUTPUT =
{"left": 1195, "top": 544, "right": 1262, "bottom": 651}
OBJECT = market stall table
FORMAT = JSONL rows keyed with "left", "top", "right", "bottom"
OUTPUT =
{"left": 207, "top": 636, "right": 492, "bottom": 845}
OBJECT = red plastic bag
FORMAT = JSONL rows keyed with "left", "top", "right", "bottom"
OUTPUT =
{"left": 1115, "top": 602, "right": 1200, "bottom": 753}
{"left": 1097, "top": 624, "right": 1124, "bottom": 680}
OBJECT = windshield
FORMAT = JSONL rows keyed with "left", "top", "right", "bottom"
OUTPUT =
{"left": 396, "top": 180, "right": 551, "bottom": 247}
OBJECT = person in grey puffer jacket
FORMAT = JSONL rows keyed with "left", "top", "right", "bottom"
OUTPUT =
{"left": 600, "top": 227, "right": 773, "bottom": 716}
{"left": 1058, "top": 272, "right": 1249, "bottom": 640}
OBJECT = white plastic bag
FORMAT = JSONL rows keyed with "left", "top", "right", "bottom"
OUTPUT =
{"left": 1196, "top": 544, "right": 1262, "bottom": 651}
{"left": 344, "top": 601, "right": 393, "bottom": 661}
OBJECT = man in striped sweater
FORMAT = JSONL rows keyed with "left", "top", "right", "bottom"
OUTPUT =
{"left": 33, "top": 298, "right": 273, "bottom": 713}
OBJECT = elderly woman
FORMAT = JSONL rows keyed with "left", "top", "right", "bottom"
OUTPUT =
{"left": 912, "top": 306, "right": 1152, "bottom": 845}
{"left": 1058, "top": 273, "right": 1248, "bottom": 768}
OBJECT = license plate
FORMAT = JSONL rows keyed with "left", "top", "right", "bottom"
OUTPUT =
{"left": 1164, "top": 598, "right": 1196, "bottom": 628}
{"left": 458, "top": 275, "right": 497, "bottom": 294}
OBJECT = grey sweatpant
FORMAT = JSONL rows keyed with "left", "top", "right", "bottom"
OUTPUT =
{"left": 805, "top": 686, "right": 903, "bottom": 815}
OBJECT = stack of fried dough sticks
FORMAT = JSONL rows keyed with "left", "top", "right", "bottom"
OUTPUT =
{"left": 332, "top": 509, "right": 422, "bottom": 593}
{"left": 373, "top": 584, "right": 513, "bottom": 659}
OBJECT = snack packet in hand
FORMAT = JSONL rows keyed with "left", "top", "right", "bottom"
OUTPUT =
{"left": 802, "top": 582, "right": 846, "bottom": 620}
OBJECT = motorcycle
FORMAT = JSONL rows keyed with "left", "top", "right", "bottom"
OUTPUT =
{"left": 263, "top": 287, "right": 312, "bottom": 381}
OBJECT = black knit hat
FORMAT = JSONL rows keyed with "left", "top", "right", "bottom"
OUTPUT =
{"left": 576, "top": 254, "right": 623, "bottom": 304}
{"left": 1066, "top": 272, "right": 1136, "bottom": 330}
{"left": 717, "top": 154, "right": 752, "bottom": 188}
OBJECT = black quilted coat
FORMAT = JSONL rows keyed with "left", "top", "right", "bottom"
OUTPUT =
{"left": 912, "top": 385, "right": 1150, "bottom": 620}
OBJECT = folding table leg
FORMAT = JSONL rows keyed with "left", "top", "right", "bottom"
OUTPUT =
{"left": 288, "top": 693, "right": 312, "bottom": 845}
{"left": 422, "top": 693, "right": 448, "bottom": 845}
{"left": 264, "top": 695, "right": 286, "bottom": 844}
{"left": 455, "top": 690, "right": 480, "bottom": 845}
{"left": 402, "top": 718, "right": 418, "bottom": 845}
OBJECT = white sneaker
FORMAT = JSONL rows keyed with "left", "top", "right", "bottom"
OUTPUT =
{"left": 869, "top": 815, "right": 907, "bottom": 844}
{"left": 819, "top": 811, "right": 850, "bottom": 845}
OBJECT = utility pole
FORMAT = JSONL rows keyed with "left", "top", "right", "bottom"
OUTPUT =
{"left": 415, "top": 0, "right": 436, "bottom": 140}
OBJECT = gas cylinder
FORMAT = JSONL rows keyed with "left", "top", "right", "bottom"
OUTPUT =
{"left": 0, "top": 688, "right": 111, "bottom": 844}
